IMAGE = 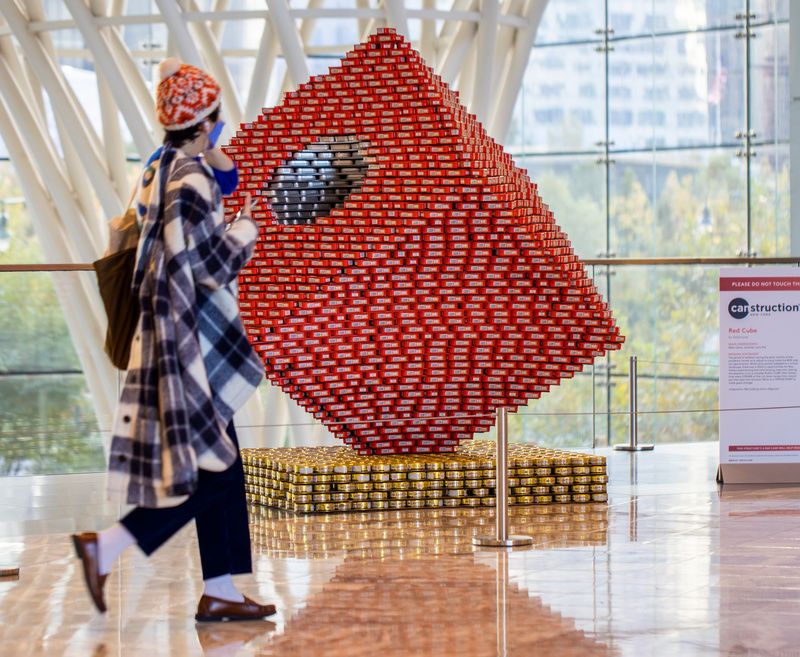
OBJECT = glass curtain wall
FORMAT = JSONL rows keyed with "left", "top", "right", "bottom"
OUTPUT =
{"left": 511, "top": 0, "right": 790, "bottom": 447}
{"left": 0, "top": 159, "right": 107, "bottom": 475}
{"left": 0, "top": 1, "right": 792, "bottom": 473}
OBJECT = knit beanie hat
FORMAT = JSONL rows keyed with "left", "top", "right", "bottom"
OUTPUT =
{"left": 156, "top": 58, "right": 221, "bottom": 131}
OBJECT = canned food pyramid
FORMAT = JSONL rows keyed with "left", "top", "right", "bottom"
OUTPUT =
{"left": 226, "top": 28, "right": 624, "bottom": 455}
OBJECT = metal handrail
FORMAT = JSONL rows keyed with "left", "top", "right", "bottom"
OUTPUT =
{"left": 0, "top": 263, "right": 94, "bottom": 272}
{"left": 2, "top": 256, "right": 800, "bottom": 273}
{"left": 585, "top": 257, "right": 800, "bottom": 266}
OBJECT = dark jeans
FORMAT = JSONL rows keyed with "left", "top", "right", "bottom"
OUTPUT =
{"left": 120, "top": 423, "right": 252, "bottom": 580}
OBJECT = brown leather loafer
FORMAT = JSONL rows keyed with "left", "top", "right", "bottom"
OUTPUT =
{"left": 71, "top": 532, "right": 108, "bottom": 613}
{"left": 195, "top": 594, "right": 276, "bottom": 622}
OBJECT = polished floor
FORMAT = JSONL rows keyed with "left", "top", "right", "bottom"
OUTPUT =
{"left": 1, "top": 441, "right": 799, "bottom": 656}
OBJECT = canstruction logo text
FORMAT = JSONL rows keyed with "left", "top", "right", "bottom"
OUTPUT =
{"left": 728, "top": 297, "right": 800, "bottom": 319}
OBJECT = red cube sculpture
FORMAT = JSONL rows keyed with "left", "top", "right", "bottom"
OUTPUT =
{"left": 226, "top": 29, "right": 623, "bottom": 454}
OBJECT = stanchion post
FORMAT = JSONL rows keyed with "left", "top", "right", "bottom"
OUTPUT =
{"left": 473, "top": 407, "right": 533, "bottom": 548}
{"left": 496, "top": 407, "right": 508, "bottom": 540}
{"left": 614, "top": 355, "right": 654, "bottom": 452}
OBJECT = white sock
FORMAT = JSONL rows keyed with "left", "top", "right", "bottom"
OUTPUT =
{"left": 203, "top": 574, "right": 245, "bottom": 603}
{"left": 97, "top": 523, "right": 136, "bottom": 576}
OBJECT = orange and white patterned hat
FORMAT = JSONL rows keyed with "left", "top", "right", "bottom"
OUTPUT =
{"left": 156, "top": 58, "right": 221, "bottom": 130}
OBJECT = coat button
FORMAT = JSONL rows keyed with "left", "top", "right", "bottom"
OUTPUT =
{"left": 123, "top": 415, "right": 131, "bottom": 423}
{"left": 117, "top": 455, "right": 126, "bottom": 463}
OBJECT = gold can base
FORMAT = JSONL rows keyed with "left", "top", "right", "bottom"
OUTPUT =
{"left": 243, "top": 440, "right": 608, "bottom": 515}
{"left": 472, "top": 535, "right": 534, "bottom": 548}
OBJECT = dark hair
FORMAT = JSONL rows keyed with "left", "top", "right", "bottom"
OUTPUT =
{"left": 163, "top": 106, "right": 220, "bottom": 147}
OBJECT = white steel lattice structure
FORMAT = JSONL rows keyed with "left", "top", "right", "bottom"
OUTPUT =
{"left": 0, "top": 0, "right": 547, "bottom": 447}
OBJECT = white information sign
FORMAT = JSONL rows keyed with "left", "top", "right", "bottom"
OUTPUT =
{"left": 719, "top": 267, "right": 800, "bottom": 483}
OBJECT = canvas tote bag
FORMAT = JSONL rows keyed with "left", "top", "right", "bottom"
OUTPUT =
{"left": 93, "top": 197, "right": 140, "bottom": 370}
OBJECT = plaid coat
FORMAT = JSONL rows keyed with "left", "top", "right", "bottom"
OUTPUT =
{"left": 107, "top": 146, "right": 263, "bottom": 508}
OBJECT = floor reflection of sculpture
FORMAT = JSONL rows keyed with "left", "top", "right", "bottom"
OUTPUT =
{"left": 249, "top": 504, "right": 608, "bottom": 560}
{"left": 255, "top": 556, "right": 618, "bottom": 657}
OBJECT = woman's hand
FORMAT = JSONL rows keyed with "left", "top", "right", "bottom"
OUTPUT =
{"left": 225, "top": 193, "right": 254, "bottom": 225}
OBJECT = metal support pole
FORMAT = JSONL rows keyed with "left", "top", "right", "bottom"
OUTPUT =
{"left": 614, "top": 355, "right": 654, "bottom": 452}
{"left": 473, "top": 407, "right": 533, "bottom": 548}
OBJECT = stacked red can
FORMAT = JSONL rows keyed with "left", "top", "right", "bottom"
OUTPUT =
{"left": 226, "top": 29, "right": 624, "bottom": 455}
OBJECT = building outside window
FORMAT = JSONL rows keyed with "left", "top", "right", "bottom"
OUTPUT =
{"left": 511, "top": 0, "right": 790, "bottom": 447}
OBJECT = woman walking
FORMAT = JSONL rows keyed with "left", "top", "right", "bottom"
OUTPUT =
{"left": 72, "top": 58, "right": 274, "bottom": 622}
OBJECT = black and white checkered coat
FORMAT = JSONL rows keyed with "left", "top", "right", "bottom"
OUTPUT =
{"left": 107, "top": 147, "right": 263, "bottom": 508}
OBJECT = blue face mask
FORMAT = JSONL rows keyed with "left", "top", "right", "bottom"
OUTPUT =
{"left": 208, "top": 120, "right": 225, "bottom": 149}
